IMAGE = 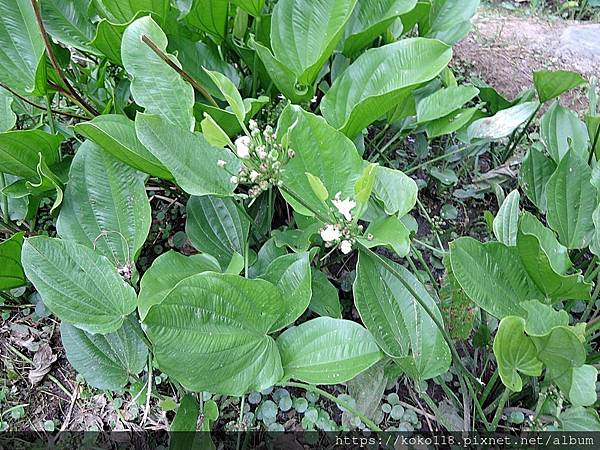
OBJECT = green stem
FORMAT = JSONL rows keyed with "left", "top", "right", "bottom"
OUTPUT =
{"left": 369, "top": 128, "right": 403, "bottom": 163}
{"left": 490, "top": 388, "right": 510, "bottom": 431}
{"left": 283, "top": 382, "right": 382, "bottom": 432}
{"left": 582, "top": 272, "right": 600, "bottom": 323}
{"left": 416, "top": 198, "right": 445, "bottom": 252}
{"left": 503, "top": 104, "right": 541, "bottom": 162}
{"left": 45, "top": 94, "right": 56, "bottom": 135}
{"left": 405, "top": 146, "right": 469, "bottom": 175}
{"left": 267, "top": 186, "right": 273, "bottom": 237}
{"left": 418, "top": 388, "right": 453, "bottom": 431}
{"left": 413, "top": 238, "right": 447, "bottom": 256}
{"left": 478, "top": 369, "right": 499, "bottom": 407}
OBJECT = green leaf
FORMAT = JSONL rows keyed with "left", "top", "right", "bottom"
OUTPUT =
{"left": 122, "top": 16, "right": 195, "bottom": 130}
{"left": 517, "top": 223, "right": 591, "bottom": 302}
{"left": 0, "top": 0, "right": 46, "bottom": 95}
{"left": 138, "top": 251, "right": 221, "bottom": 321}
{"left": 270, "top": 0, "right": 357, "bottom": 85}
{"left": 185, "top": 0, "right": 228, "bottom": 40}
{"left": 135, "top": 113, "right": 239, "bottom": 197}
{"left": 309, "top": 269, "right": 341, "bottom": 318}
{"left": 322, "top": 38, "right": 452, "bottom": 138}
{"left": 342, "top": 0, "right": 416, "bottom": 56}
{"left": 75, "top": 114, "right": 171, "bottom": 179}
{"left": 22, "top": 236, "right": 137, "bottom": 334}
{"left": 421, "top": 0, "right": 479, "bottom": 45}
{"left": 171, "top": 394, "right": 199, "bottom": 433}
{"left": 550, "top": 364, "right": 598, "bottom": 408}
{"left": 185, "top": 195, "right": 250, "bottom": 269}
{"left": 354, "top": 251, "right": 451, "bottom": 380}
{"left": 277, "top": 317, "right": 383, "bottom": 384}
{"left": 142, "top": 272, "right": 284, "bottom": 396}
{"left": 305, "top": 173, "right": 329, "bottom": 203}
{"left": 546, "top": 150, "right": 595, "bottom": 249}
{"left": 61, "top": 319, "right": 147, "bottom": 390}
{"left": 541, "top": 101, "right": 589, "bottom": 164}
{"left": 0, "top": 86, "right": 17, "bottom": 132}
{"left": 493, "top": 189, "right": 520, "bottom": 246}
{"left": 521, "top": 300, "right": 569, "bottom": 337}
{"left": 0, "top": 232, "right": 26, "bottom": 290}
{"left": 0, "top": 130, "right": 61, "bottom": 180}
{"left": 449, "top": 237, "right": 543, "bottom": 319}
{"left": 232, "top": 0, "right": 264, "bottom": 16}
{"left": 372, "top": 166, "right": 418, "bottom": 217}
{"left": 493, "top": 316, "right": 543, "bottom": 392}
{"left": 467, "top": 102, "right": 539, "bottom": 141}
{"left": 204, "top": 69, "right": 246, "bottom": 127}
{"left": 278, "top": 106, "right": 364, "bottom": 218}
{"left": 424, "top": 107, "right": 479, "bottom": 139}
{"left": 416, "top": 85, "right": 479, "bottom": 123}
{"left": 533, "top": 70, "right": 587, "bottom": 104}
{"left": 559, "top": 407, "right": 600, "bottom": 431}
{"left": 95, "top": 0, "right": 169, "bottom": 24}
{"left": 353, "top": 163, "right": 377, "bottom": 220}
{"left": 248, "top": 238, "right": 287, "bottom": 278}
{"left": 91, "top": 17, "right": 131, "bottom": 64}
{"left": 519, "top": 212, "right": 571, "bottom": 274}
{"left": 519, "top": 146, "right": 556, "bottom": 212}
{"left": 201, "top": 113, "right": 233, "bottom": 148}
{"left": 362, "top": 216, "right": 411, "bottom": 257}
{"left": 41, "top": 0, "right": 98, "bottom": 54}
{"left": 532, "top": 325, "right": 586, "bottom": 375}
{"left": 260, "top": 252, "right": 312, "bottom": 331}
{"left": 56, "top": 141, "right": 151, "bottom": 265}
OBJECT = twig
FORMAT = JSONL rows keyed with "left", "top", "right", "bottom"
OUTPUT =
{"left": 30, "top": 0, "right": 99, "bottom": 116}
{"left": 59, "top": 383, "right": 79, "bottom": 432}
{"left": 141, "top": 355, "right": 153, "bottom": 426}
{"left": 140, "top": 34, "right": 218, "bottom": 107}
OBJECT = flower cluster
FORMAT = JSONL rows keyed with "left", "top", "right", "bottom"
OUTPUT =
{"left": 220, "top": 120, "right": 295, "bottom": 199}
{"left": 320, "top": 192, "right": 367, "bottom": 255}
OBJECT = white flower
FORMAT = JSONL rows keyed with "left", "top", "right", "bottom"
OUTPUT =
{"left": 340, "top": 240, "right": 353, "bottom": 255}
{"left": 320, "top": 224, "right": 342, "bottom": 243}
{"left": 217, "top": 160, "right": 227, "bottom": 168}
{"left": 230, "top": 176, "right": 239, "bottom": 184}
{"left": 332, "top": 192, "right": 356, "bottom": 222}
{"left": 249, "top": 170, "right": 260, "bottom": 182}
{"left": 235, "top": 136, "right": 251, "bottom": 159}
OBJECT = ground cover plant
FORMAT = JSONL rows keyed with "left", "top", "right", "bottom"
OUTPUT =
{"left": 0, "top": 0, "right": 599, "bottom": 443}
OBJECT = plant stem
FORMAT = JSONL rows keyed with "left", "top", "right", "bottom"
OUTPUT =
{"left": 282, "top": 382, "right": 382, "bottom": 432}
{"left": 478, "top": 369, "right": 499, "bottom": 406}
{"left": 503, "top": 104, "right": 541, "bottom": 162}
{"left": 141, "top": 35, "right": 219, "bottom": 107}
{"left": 30, "top": 0, "right": 99, "bottom": 117}
{"left": 45, "top": 94, "right": 56, "bottom": 135}
{"left": 0, "top": 173, "right": 9, "bottom": 223}
{"left": 405, "top": 146, "right": 468, "bottom": 175}
{"left": 412, "top": 238, "right": 447, "bottom": 256}
{"left": 490, "top": 388, "right": 510, "bottom": 431}
{"left": 0, "top": 82, "right": 89, "bottom": 120}
{"left": 416, "top": 198, "right": 445, "bottom": 252}
{"left": 267, "top": 186, "right": 273, "bottom": 236}
{"left": 418, "top": 388, "right": 453, "bottom": 431}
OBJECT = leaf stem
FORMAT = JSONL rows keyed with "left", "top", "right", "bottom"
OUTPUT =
{"left": 45, "top": 94, "right": 56, "bottom": 134}
{"left": 502, "top": 103, "right": 541, "bottom": 162}
{"left": 30, "top": 0, "right": 99, "bottom": 116}
{"left": 0, "top": 173, "right": 10, "bottom": 223}
{"left": 490, "top": 388, "right": 510, "bottom": 431}
{"left": 282, "top": 381, "right": 382, "bottom": 432}
{"left": 140, "top": 35, "right": 219, "bottom": 107}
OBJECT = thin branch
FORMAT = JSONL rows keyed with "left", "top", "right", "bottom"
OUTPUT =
{"left": 30, "top": 0, "right": 99, "bottom": 116}
{"left": 140, "top": 34, "right": 219, "bottom": 107}
{"left": 0, "top": 82, "right": 89, "bottom": 120}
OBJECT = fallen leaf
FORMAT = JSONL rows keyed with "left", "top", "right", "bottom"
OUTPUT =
{"left": 28, "top": 343, "right": 57, "bottom": 385}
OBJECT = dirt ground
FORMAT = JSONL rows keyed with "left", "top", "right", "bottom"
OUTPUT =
{"left": 454, "top": 5, "right": 600, "bottom": 111}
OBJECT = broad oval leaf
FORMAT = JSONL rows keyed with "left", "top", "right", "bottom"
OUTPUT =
{"left": 232, "top": 0, "right": 265, "bottom": 16}
{"left": 519, "top": 145, "right": 556, "bottom": 212}
{"left": 56, "top": 141, "right": 151, "bottom": 265}
{"left": 354, "top": 250, "right": 451, "bottom": 380}
{"left": 22, "top": 236, "right": 137, "bottom": 334}
{"left": 0, "top": 232, "right": 26, "bottom": 290}
{"left": 342, "top": 0, "right": 416, "bottom": 56}
{"left": 533, "top": 70, "right": 587, "bottom": 104}
{"left": 138, "top": 250, "right": 221, "bottom": 320}
{"left": 278, "top": 106, "right": 364, "bottom": 218}
{"left": 0, "top": 130, "right": 61, "bottom": 180}
{"left": 493, "top": 316, "right": 543, "bottom": 392}
{"left": 421, "top": 0, "right": 479, "bottom": 45}
{"left": 362, "top": 215, "right": 411, "bottom": 257}
{"left": 560, "top": 407, "right": 600, "bottom": 432}
{"left": 75, "top": 114, "right": 171, "bottom": 179}
{"left": 186, "top": 195, "right": 250, "bottom": 269}
{"left": 550, "top": 364, "right": 598, "bottom": 408}
{"left": 372, "top": 166, "right": 418, "bottom": 217}
{"left": 416, "top": 85, "right": 479, "bottom": 124}
{"left": 0, "top": 89, "right": 17, "bottom": 132}
{"left": 493, "top": 189, "right": 520, "bottom": 247}
{"left": 309, "top": 269, "right": 342, "bottom": 318}
{"left": 276, "top": 317, "right": 383, "bottom": 384}
{"left": 122, "top": 16, "right": 195, "bottom": 130}
{"left": 142, "top": 272, "right": 284, "bottom": 396}
{"left": 468, "top": 102, "right": 539, "bottom": 141}
{"left": 0, "top": 0, "right": 45, "bottom": 95}
{"left": 519, "top": 212, "right": 571, "bottom": 274}
{"left": 41, "top": 0, "right": 98, "bottom": 54}
{"left": 95, "top": 0, "right": 169, "bottom": 24}
{"left": 260, "top": 252, "right": 312, "bottom": 331}
{"left": 546, "top": 150, "right": 595, "bottom": 249}
{"left": 541, "top": 101, "right": 589, "bottom": 164}
{"left": 321, "top": 38, "right": 452, "bottom": 138}
{"left": 185, "top": 0, "right": 228, "bottom": 40}
{"left": 136, "top": 113, "right": 239, "bottom": 197}
{"left": 424, "top": 107, "right": 479, "bottom": 139}
{"left": 532, "top": 326, "right": 586, "bottom": 377}
{"left": 449, "top": 237, "right": 543, "bottom": 319}
{"left": 61, "top": 319, "right": 148, "bottom": 390}
{"left": 270, "top": 0, "right": 357, "bottom": 85}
